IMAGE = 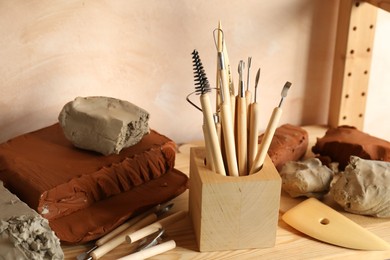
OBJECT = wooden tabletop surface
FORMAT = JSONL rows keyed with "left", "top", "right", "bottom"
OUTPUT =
{"left": 62, "top": 126, "right": 390, "bottom": 259}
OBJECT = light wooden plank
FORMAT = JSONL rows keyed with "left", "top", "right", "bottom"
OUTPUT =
{"left": 364, "top": 0, "right": 390, "bottom": 12}
{"left": 328, "top": 0, "right": 377, "bottom": 129}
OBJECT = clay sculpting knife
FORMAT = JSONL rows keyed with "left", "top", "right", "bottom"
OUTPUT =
{"left": 192, "top": 49, "right": 226, "bottom": 176}
{"left": 282, "top": 198, "right": 390, "bottom": 250}
{"left": 245, "top": 56, "right": 252, "bottom": 109}
{"left": 249, "top": 81, "right": 291, "bottom": 174}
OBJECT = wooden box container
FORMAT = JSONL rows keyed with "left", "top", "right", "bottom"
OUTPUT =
{"left": 188, "top": 147, "right": 281, "bottom": 252}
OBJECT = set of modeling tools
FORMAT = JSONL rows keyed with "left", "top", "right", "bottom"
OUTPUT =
{"left": 188, "top": 23, "right": 291, "bottom": 176}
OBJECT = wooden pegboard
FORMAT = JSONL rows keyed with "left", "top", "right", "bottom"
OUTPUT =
{"left": 328, "top": 0, "right": 378, "bottom": 129}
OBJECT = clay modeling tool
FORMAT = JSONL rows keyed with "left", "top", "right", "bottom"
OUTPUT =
{"left": 216, "top": 37, "right": 238, "bottom": 177}
{"left": 126, "top": 211, "right": 187, "bottom": 244}
{"left": 192, "top": 49, "right": 226, "bottom": 176}
{"left": 236, "top": 60, "right": 248, "bottom": 176}
{"left": 87, "top": 203, "right": 173, "bottom": 260}
{"left": 245, "top": 56, "right": 252, "bottom": 108}
{"left": 250, "top": 81, "right": 291, "bottom": 174}
{"left": 119, "top": 239, "right": 176, "bottom": 260}
{"left": 215, "top": 22, "right": 234, "bottom": 116}
{"left": 247, "top": 68, "right": 260, "bottom": 170}
{"left": 282, "top": 198, "right": 390, "bottom": 250}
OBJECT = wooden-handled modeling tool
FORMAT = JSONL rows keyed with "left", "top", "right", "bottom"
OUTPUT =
{"left": 236, "top": 60, "right": 247, "bottom": 176}
{"left": 126, "top": 211, "right": 186, "bottom": 244}
{"left": 118, "top": 240, "right": 176, "bottom": 260}
{"left": 282, "top": 198, "right": 390, "bottom": 250}
{"left": 89, "top": 203, "right": 173, "bottom": 259}
{"left": 192, "top": 50, "right": 226, "bottom": 176}
{"left": 249, "top": 81, "right": 291, "bottom": 174}
{"left": 248, "top": 68, "right": 261, "bottom": 170}
{"left": 218, "top": 51, "right": 239, "bottom": 177}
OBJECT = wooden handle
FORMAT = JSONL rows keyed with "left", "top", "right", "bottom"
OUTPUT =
{"left": 236, "top": 96, "right": 247, "bottom": 176}
{"left": 250, "top": 107, "right": 282, "bottom": 174}
{"left": 245, "top": 90, "right": 252, "bottom": 114}
{"left": 248, "top": 103, "right": 260, "bottom": 170}
{"left": 118, "top": 240, "right": 176, "bottom": 260}
{"left": 95, "top": 211, "right": 149, "bottom": 246}
{"left": 202, "top": 124, "right": 215, "bottom": 171}
{"left": 221, "top": 103, "right": 239, "bottom": 177}
{"left": 126, "top": 224, "right": 162, "bottom": 244}
{"left": 126, "top": 211, "right": 186, "bottom": 244}
{"left": 200, "top": 94, "right": 226, "bottom": 176}
{"left": 91, "top": 213, "right": 157, "bottom": 259}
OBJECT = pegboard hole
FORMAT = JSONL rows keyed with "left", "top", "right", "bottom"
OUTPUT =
{"left": 350, "top": 49, "right": 355, "bottom": 55}
{"left": 347, "top": 72, "right": 352, "bottom": 77}
{"left": 361, "top": 92, "right": 366, "bottom": 97}
{"left": 359, "top": 113, "right": 363, "bottom": 118}
{"left": 364, "top": 70, "right": 368, "bottom": 75}
{"left": 355, "top": 2, "right": 360, "bottom": 7}
{"left": 342, "top": 116, "right": 347, "bottom": 120}
{"left": 369, "top": 24, "right": 374, "bottom": 29}
{"left": 352, "top": 26, "right": 357, "bottom": 31}
{"left": 345, "top": 94, "right": 349, "bottom": 99}
{"left": 367, "top": 47, "right": 371, "bottom": 52}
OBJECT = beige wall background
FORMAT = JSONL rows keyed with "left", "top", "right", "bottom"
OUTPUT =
{"left": 0, "top": 0, "right": 389, "bottom": 144}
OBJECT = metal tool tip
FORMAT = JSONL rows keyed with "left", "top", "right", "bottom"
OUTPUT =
{"left": 255, "top": 68, "right": 260, "bottom": 82}
{"left": 281, "top": 81, "right": 292, "bottom": 98}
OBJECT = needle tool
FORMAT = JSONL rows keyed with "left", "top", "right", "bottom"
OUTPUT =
{"left": 248, "top": 68, "right": 261, "bottom": 170}
{"left": 192, "top": 50, "right": 226, "bottom": 176}
{"left": 214, "top": 29, "right": 238, "bottom": 177}
{"left": 236, "top": 60, "right": 247, "bottom": 176}
{"left": 249, "top": 81, "right": 291, "bottom": 174}
{"left": 217, "top": 50, "right": 239, "bottom": 177}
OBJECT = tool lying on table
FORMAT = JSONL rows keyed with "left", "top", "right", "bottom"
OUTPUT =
{"left": 125, "top": 210, "right": 186, "bottom": 244}
{"left": 118, "top": 229, "right": 176, "bottom": 260}
{"left": 282, "top": 198, "right": 390, "bottom": 250}
{"left": 77, "top": 203, "right": 174, "bottom": 260}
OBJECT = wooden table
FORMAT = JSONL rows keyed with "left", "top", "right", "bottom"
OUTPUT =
{"left": 63, "top": 126, "right": 390, "bottom": 259}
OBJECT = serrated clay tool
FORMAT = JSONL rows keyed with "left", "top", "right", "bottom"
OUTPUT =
{"left": 249, "top": 81, "right": 291, "bottom": 174}
{"left": 192, "top": 49, "right": 226, "bottom": 176}
{"left": 282, "top": 198, "right": 390, "bottom": 250}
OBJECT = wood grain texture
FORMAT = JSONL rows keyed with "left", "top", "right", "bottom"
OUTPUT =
{"left": 189, "top": 147, "right": 280, "bottom": 251}
{"left": 364, "top": 0, "right": 390, "bottom": 12}
{"left": 328, "top": 0, "right": 377, "bottom": 129}
{"left": 62, "top": 125, "right": 390, "bottom": 259}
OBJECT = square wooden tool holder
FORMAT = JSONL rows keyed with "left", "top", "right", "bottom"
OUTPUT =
{"left": 188, "top": 147, "right": 281, "bottom": 252}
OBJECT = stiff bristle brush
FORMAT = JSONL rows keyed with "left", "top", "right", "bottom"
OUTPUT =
{"left": 249, "top": 81, "right": 292, "bottom": 174}
{"left": 192, "top": 49, "right": 226, "bottom": 176}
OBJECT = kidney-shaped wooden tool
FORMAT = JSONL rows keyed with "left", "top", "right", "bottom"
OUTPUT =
{"left": 282, "top": 198, "right": 390, "bottom": 251}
